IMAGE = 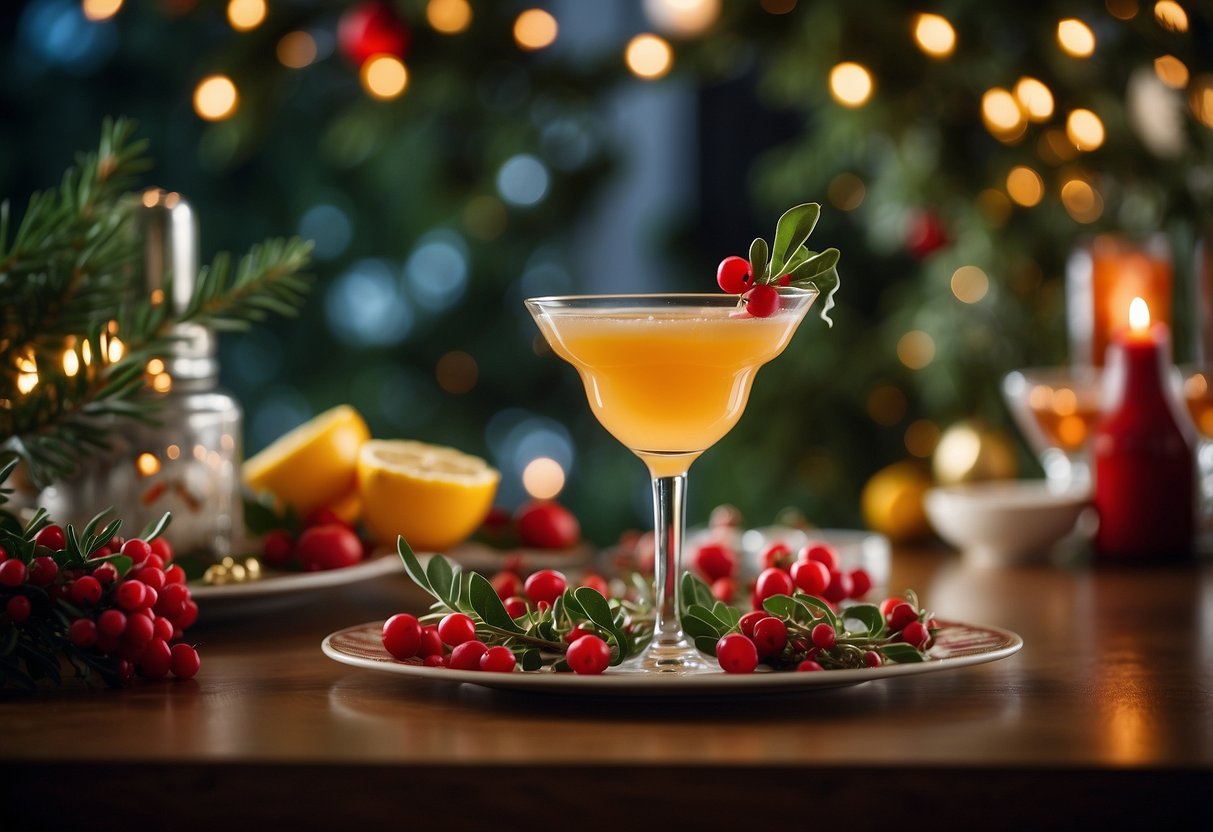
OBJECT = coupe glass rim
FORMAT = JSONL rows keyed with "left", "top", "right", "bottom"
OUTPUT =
{"left": 524, "top": 287, "right": 817, "bottom": 306}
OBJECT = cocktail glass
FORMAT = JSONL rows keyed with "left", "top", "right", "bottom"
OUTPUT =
{"left": 1180, "top": 366, "right": 1213, "bottom": 515}
{"left": 1001, "top": 366, "right": 1102, "bottom": 491}
{"left": 525, "top": 289, "right": 818, "bottom": 673}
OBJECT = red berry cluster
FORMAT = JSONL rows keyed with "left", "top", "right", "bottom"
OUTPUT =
{"left": 717, "top": 256, "right": 780, "bottom": 318}
{"left": 380, "top": 566, "right": 616, "bottom": 676}
{"left": 1, "top": 525, "right": 200, "bottom": 686}
{"left": 478, "top": 500, "right": 581, "bottom": 550}
{"left": 752, "top": 541, "right": 872, "bottom": 609}
{"left": 260, "top": 509, "right": 366, "bottom": 572}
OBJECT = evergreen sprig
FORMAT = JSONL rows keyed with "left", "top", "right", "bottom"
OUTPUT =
{"left": 0, "top": 120, "right": 313, "bottom": 489}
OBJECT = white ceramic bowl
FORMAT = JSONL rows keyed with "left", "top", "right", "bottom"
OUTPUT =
{"left": 924, "top": 481, "right": 1091, "bottom": 567}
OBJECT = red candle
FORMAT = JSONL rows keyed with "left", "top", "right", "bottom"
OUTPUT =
{"left": 1093, "top": 298, "right": 1195, "bottom": 560}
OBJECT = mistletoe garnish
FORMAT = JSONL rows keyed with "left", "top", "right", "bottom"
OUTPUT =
{"left": 717, "top": 203, "right": 840, "bottom": 324}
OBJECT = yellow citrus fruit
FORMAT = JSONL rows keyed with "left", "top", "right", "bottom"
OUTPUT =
{"left": 861, "top": 460, "right": 933, "bottom": 543}
{"left": 326, "top": 488, "right": 363, "bottom": 526}
{"left": 357, "top": 439, "right": 500, "bottom": 552}
{"left": 243, "top": 405, "right": 371, "bottom": 516}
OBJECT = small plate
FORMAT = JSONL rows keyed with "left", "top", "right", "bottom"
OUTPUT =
{"left": 321, "top": 619, "right": 1022, "bottom": 696}
{"left": 189, "top": 552, "right": 403, "bottom": 618}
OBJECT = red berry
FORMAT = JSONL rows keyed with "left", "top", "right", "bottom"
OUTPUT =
{"left": 143, "top": 554, "right": 165, "bottom": 572}
{"left": 68, "top": 616, "right": 97, "bottom": 646}
{"left": 135, "top": 566, "right": 166, "bottom": 591}
{"left": 879, "top": 596, "right": 903, "bottom": 618}
{"left": 822, "top": 571, "right": 853, "bottom": 604}
{"left": 140, "top": 638, "right": 173, "bottom": 679}
{"left": 863, "top": 650, "right": 882, "bottom": 668}
{"left": 490, "top": 571, "right": 521, "bottom": 600}
{"left": 801, "top": 542, "right": 840, "bottom": 572}
{"left": 524, "top": 569, "right": 567, "bottom": 606}
{"left": 98, "top": 609, "right": 127, "bottom": 639}
{"left": 0, "top": 544, "right": 6, "bottom": 561}
{"left": 566, "top": 633, "right": 611, "bottom": 675}
{"left": 790, "top": 559, "right": 830, "bottom": 596}
{"left": 70, "top": 575, "right": 103, "bottom": 606}
{"left": 141, "top": 585, "right": 159, "bottom": 610}
{"left": 797, "top": 660, "right": 824, "bottom": 672}
{"left": 761, "top": 542, "right": 794, "bottom": 571}
{"left": 849, "top": 568, "right": 872, "bottom": 598}
{"left": 296, "top": 525, "right": 364, "bottom": 571}
{"left": 338, "top": 1, "right": 411, "bottom": 66}
{"left": 34, "top": 524, "right": 66, "bottom": 551}
{"left": 886, "top": 601, "right": 918, "bottom": 633}
{"left": 423, "top": 655, "right": 446, "bottom": 668}
{"left": 716, "top": 633, "right": 758, "bottom": 674}
{"left": 418, "top": 626, "right": 444, "bottom": 658}
{"left": 304, "top": 507, "right": 347, "bottom": 529}
{"left": 901, "top": 620, "right": 930, "bottom": 649}
{"left": 744, "top": 284, "right": 779, "bottom": 317}
{"left": 579, "top": 573, "right": 610, "bottom": 597}
{"left": 0, "top": 559, "right": 27, "bottom": 588}
{"left": 479, "top": 645, "right": 517, "bottom": 673}
{"left": 382, "top": 613, "right": 422, "bottom": 660}
{"left": 739, "top": 610, "right": 768, "bottom": 638}
{"left": 149, "top": 537, "right": 173, "bottom": 564}
{"left": 90, "top": 545, "right": 113, "bottom": 559}
{"left": 177, "top": 600, "right": 199, "bottom": 630}
{"left": 261, "top": 530, "right": 294, "bottom": 567}
{"left": 503, "top": 596, "right": 528, "bottom": 619}
{"left": 156, "top": 583, "right": 190, "bottom": 620}
{"left": 710, "top": 576, "right": 736, "bottom": 602}
{"left": 121, "top": 539, "right": 153, "bottom": 565}
{"left": 752, "top": 616, "right": 788, "bottom": 658}
{"left": 448, "top": 640, "right": 489, "bottom": 671}
{"left": 753, "top": 567, "right": 795, "bottom": 606}
{"left": 777, "top": 274, "right": 791, "bottom": 286}
{"left": 163, "top": 564, "right": 186, "bottom": 585}
{"left": 514, "top": 501, "right": 581, "bottom": 549}
{"left": 28, "top": 556, "right": 59, "bottom": 586}
{"left": 811, "top": 622, "right": 837, "bottom": 649}
{"left": 124, "top": 612, "right": 154, "bottom": 647}
{"left": 115, "top": 580, "right": 147, "bottom": 612}
{"left": 563, "top": 625, "right": 594, "bottom": 644}
{"left": 117, "top": 659, "right": 135, "bottom": 683}
{"left": 92, "top": 562, "right": 118, "bottom": 585}
{"left": 693, "top": 542, "right": 736, "bottom": 581}
{"left": 716, "top": 255, "right": 754, "bottom": 294}
{"left": 170, "top": 643, "right": 201, "bottom": 678}
{"left": 153, "top": 615, "right": 174, "bottom": 642}
{"left": 437, "top": 612, "right": 477, "bottom": 647}
{"left": 5, "top": 595, "right": 31, "bottom": 624}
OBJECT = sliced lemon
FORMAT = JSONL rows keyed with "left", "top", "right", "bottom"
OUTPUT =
{"left": 243, "top": 405, "right": 370, "bottom": 515}
{"left": 357, "top": 439, "right": 500, "bottom": 552}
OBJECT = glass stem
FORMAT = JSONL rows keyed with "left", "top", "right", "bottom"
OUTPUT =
{"left": 651, "top": 473, "right": 687, "bottom": 650}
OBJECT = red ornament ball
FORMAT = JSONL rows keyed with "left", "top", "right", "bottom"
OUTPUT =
{"left": 904, "top": 210, "right": 949, "bottom": 260}
{"left": 338, "top": 1, "right": 411, "bottom": 67}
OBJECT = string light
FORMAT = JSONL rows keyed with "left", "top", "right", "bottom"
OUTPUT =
{"left": 1066, "top": 109, "right": 1105, "bottom": 151}
{"left": 193, "top": 75, "right": 239, "bottom": 121}
{"left": 625, "top": 34, "right": 673, "bottom": 80}
{"left": 514, "top": 9, "right": 558, "bottom": 51}
{"left": 146, "top": 358, "right": 165, "bottom": 375}
{"left": 1154, "top": 55, "right": 1189, "bottom": 89}
{"left": 522, "top": 457, "right": 566, "bottom": 499}
{"left": 1057, "top": 18, "right": 1096, "bottom": 57}
{"left": 82, "top": 0, "right": 124, "bottom": 21}
{"left": 1014, "top": 77, "right": 1054, "bottom": 122}
{"left": 16, "top": 350, "right": 38, "bottom": 395}
{"left": 226, "top": 0, "right": 266, "bottom": 32}
{"left": 152, "top": 373, "right": 173, "bottom": 393}
{"left": 829, "top": 62, "right": 873, "bottom": 107}
{"left": 950, "top": 266, "right": 990, "bottom": 303}
{"left": 136, "top": 452, "right": 161, "bottom": 477}
{"left": 897, "top": 331, "right": 935, "bottom": 370}
{"left": 1061, "top": 177, "right": 1104, "bottom": 223}
{"left": 1190, "top": 76, "right": 1213, "bottom": 129}
{"left": 360, "top": 55, "right": 408, "bottom": 100}
{"left": 1153, "top": 1, "right": 1188, "bottom": 32}
{"left": 63, "top": 348, "right": 79, "bottom": 377}
{"left": 913, "top": 13, "right": 956, "bottom": 58}
{"left": 1006, "top": 166, "right": 1045, "bottom": 207}
{"left": 643, "top": 0, "right": 721, "bottom": 37}
{"left": 427, "top": 0, "right": 473, "bottom": 35}
{"left": 981, "top": 87, "right": 1025, "bottom": 140}
{"left": 277, "top": 31, "right": 318, "bottom": 68}
{"left": 166, "top": 444, "right": 181, "bottom": 460}
{"left": 1105, "top": 0, "right": 1139, "bottom": 20}
{"left": 81, "top": 340, "right": 92, "bottom": 366}
{"left": 107, "top": 336, "right": 125, "bottom": 363}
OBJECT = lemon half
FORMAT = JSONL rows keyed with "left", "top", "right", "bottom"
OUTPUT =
{"left": 357, "top": 439, "right": 500, "bottom": 552}
{"left": 243, "top": 405, "right": 370, "bottom": 515}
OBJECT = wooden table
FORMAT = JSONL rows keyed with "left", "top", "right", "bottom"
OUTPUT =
{"left": 3, "top": 547, "right": 1211, "bottom": 829}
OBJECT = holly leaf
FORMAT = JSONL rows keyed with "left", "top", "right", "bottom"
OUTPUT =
{"left": 468, "top": 572, "right": 525, "bottom": 634}
{"left": 841, "top": 603, "right": 885, "bottom": 637}
{"left": 762, "top": 594, "right": 798, "bottom": 619}
{"left": 520, "top": 649, "right": 542, "bottom": 671}
{"left": 795, "top": 593, "right": 839, "bottom": 629}
{"left": 573, "top": 587, "right": 629, "bottom": 665}
{"left": 694, "top": 636, "right": 720, "bottom": 656}
{"left": 879, "top": 643, "right": 927, "bottom": 663}
{"left": 396, "top": 536, "right": 435, "bottom": 596}
{"left": 770, "top": 203, "right": 820, "bottom": 277}
{"left": 426, "top": 553, "right": 458, "bottom": 608}
{"left": 681, "top": 612, "right": 724, "bottom": 640}
{"left": 748, "top": 237, "right": 769, "bottom": 283}
{"left": 680, "top": 571, "right": 716, "bottom": 616}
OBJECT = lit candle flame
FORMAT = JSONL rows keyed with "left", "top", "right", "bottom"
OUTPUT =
{"left": 1129, "top": 297, "right": 1150, "bottom": 332}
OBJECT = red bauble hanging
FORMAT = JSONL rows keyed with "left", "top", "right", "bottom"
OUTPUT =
{"left": 338, "top": 1, "right": 411, "bottom": 66}
{"left": 904, "top": 210, "right": 949, "bottom": 260}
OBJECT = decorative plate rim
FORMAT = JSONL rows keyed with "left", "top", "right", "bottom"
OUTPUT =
{"left": 189, "top": 550, "right": 404, "bottom": 600}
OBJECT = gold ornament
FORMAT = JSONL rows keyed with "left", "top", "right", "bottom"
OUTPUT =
{"left": 202, "top": 555, "right": 265, "bottom": 586}
{"left": 861, "top": 460, "right": 933, "bottom": 543}
{"left": 932, "top": 419, "right": 1019, "bottom": 485}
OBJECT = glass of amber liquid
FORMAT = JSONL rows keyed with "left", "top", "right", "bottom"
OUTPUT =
{"left": 1002, "top": 366, "right": 1103, "bottom": 491}
{"left": 1180, "top": 367, "right": 1213, "bottom": 515}
{"left": 526, "top": 289, "right": 818, "bottom": 672}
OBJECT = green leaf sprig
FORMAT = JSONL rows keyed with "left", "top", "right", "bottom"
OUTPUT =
{"left": 396, "top": 537, "right": 653, "bottom": 671}
{"left": 748, "top": 203, "right": 841, "bottom": 327}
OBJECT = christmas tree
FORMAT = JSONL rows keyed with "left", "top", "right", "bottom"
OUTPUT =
{"left": 2, "top": 0, "right": 1210, "bottom": 541}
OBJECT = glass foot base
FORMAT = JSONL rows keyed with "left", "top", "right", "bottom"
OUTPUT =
{"left": 620, "top": 638, "right": 718, "bottom": 675}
